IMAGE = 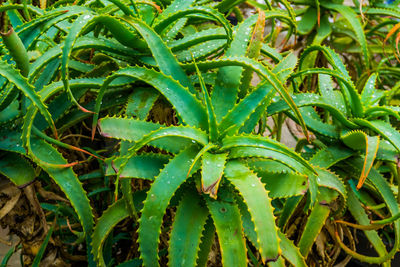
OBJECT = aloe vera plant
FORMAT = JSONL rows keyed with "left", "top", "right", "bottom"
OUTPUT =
{"left": 0, "top": 0, "right": 400, "bottom": 266}
{"left": 88, "top": 5, "right": 351, "bottom": 267}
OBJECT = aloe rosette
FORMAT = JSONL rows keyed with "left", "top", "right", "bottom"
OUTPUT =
{"left": 90, "top": 6, "right": 346, "bottom": 266}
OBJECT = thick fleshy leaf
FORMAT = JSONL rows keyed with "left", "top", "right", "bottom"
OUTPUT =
{"left": 353, "top": 119, "right": 400, "bottom": 152}
{"left": 321, "top": 1, "right": 370, "bottom": 69}
{"left": 122, "top": 16, "right": 195, "bottom": 92}
{"left": 222, "top": 135, "right": 315, "bottom": 175}
{"left": 138, "top": 146, "right": 199, "bottom": 267}
{"left": 278, "top": 196, "right": 303, "bottom": 228}
{"left": 298, "top": 187, "right": 338, "bottom": 256}
{"left": 201, "top": 152, "right": 227, "bottom": 198}
{"left": 30, "top": 138, "right": 93, "bottom": 234}
{"left": 168, "top": 191, "right": 208, "bottom": 267}
{"left": 91, "top": 199, "right": 130, "bottom": 267}
{"left": 361, "top": 73, "right": 378, "bottom": 107}
{"left": 205, "top": 194, "right": 247, "bottom": 267}
{"left": 314, "top": 167, "right": 346, "bottom": 208}
{"left": 98, "top": 117, "right": 191, "bottom": 153}
{"left": 239, "top": 195, "right": 306, "bottom": 266}
{"left": 30, "top": 36, "right": 134, "bottom": 82}
{"left": 211, "top": 15, "right": 259, "bottom": 122}
{"left": 0, "top": 61, "right": 56, "bottom": 136}
{"left": 186, "top": 57, "right": 309, "bottom": 139}
{"left": 94, "top": 67, "right": 207, "bottom": 136}
{"left": 224, "top": 160, "right": 280, "bottom": 262}
{"left": 341, "top": 130, "right": 380, "bottom": 189}
{"left": 310, "top": 145, "right": 353, "bottom": 168}
{"left": 104, "top": 154, "right": 171, "bottom": 179}
{"left": 0, "top": 152, "right": 35, "bottom": 187}
{"left": 30, "top": 138, "right": 94, "bottom": 264}
{"left": 297, "top": 7, "right": 317, "bottom": 35}
{"left": 299, "top": 45, "right": 363, "bottom": 116}
{"left": 1, "top": 28, "right": 29, "bottom": 77}
{"left": 276, "top": 232, "right": 307, "bottom": 267}
{"left": 273, "top": 52, "right": 298, "bottom": 81}
{"left": 255, "top": 170, "right": 308, "bottom": 198}
{"left": 196, "top": 218, "right": 215, "bottom": 267}
{"left": 290, "top": 67, "right": 363, "bottom": 120}
{"left": 238, "top": 10, "right": 265, "bottom": 97}
{"left": 219, "top": 81, "right": 275, "bottom": 136}
{"left": 156, "top": 0, "right": 196, "bottom": 20}
{"left": 193, "top": 60, "right": 218, "bottom": 141}
{"left": 154, "top": 6, "right": 232, "bottom": 45}
{"left": 267, "top": 92, "right": 357, "bottom": 129}
{"left": 169, "top": 28, "right": 226, "bottom": 52}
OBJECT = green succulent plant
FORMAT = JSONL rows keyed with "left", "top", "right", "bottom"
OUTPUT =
{"left": 88, "top": 8, "right": 351, "bottom": 267}
{"left": 0, "top": 0, "right": 400, "bottom": 266}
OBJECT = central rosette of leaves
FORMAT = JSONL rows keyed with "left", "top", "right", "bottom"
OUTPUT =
{"left": 91, "top": 9, "right": 345, "bottom": 267}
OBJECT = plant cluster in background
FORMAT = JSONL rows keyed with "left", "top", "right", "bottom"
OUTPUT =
{"left": 0, "top": 0, "right": 400, "bottom": 266}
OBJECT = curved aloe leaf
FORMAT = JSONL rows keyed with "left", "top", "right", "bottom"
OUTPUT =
{"left": 365, "top": 106, "right": 400, "bottom": 121}
{"left": 91, "top": 199, "right": 130, "bottom": 267}
{"left": 196, "top": 218, "right": 215, "bottom": 267}
{"left": 321, "top": 1, "right": 369, "bottom": 69}
{"left": 201, "top": 152, "right": 227, "bottom": 199}
{"left": 298, "top": 187, "right": 338, "bottom": 256}
{"left": 94, "top": 67, "right": 207, "bottom": 138}
{"left": 297, "top": 7, "right": 317, "bottom": 35}
{"left": 193, "top": 60, "right": 218, "bottom": 142}
{"left": 278, "top": 196, "right": 303, "bottom": 228}
{"left": 277, "top": 231, "right": 307, "bottom": 267}
{"left": 104, "top": 154, "right": 170, "bottom": 179}
{"left": 341, "top": 130, "right": 380, "bottom": 189}
{"left": 363, "top": 7, "right": 400, "bottom": 20}
{"left": 30, "top": 36, "right": 134, "bottom": 82}
{"left": 122, "top": 16, "right": 195, "bottom": 91}
{"left": 60, "top": 12, "right": 96, "bottom": 112}
{"left": 309, "top": 145, "right": 353, "bottom": 168}
{"left": 211, "top": 14, "right": 259, "bottom": 122}
{"left": 224, "top": 160, "right": 280, "bottom": 262}
{"left": 156, "top": 0, "right": 196, "bottom": 20}
{"left": 222, "top": 135, "right": 315, "bottom": 174}
{"left": 267, "top": 92, "right": 358, "bottom": 129}
{"left": 138, "top": 146, "right": 199, "bottom": 267}
{"left": 238, "top": 10, "right": 265, "bottom": 97}
{"left": 314, "top": 167, "right": 346, "bottom": 207}
{"left": 291, "top": 67, "right": 363, "bottom": 119}
{"left": 99, "top": 117, "right": 192, "bottom": 154}
{"left": 186, "top": 57, "right": 309, "bottom": 139}
{"left": 30, "top": 138, "right": 94, "bottom": 263}
{"left": 126, "top": 126, "right": 208, "bottom": 155}
{"left": 299, "top": 45, "right": 363, "bottom": 116}
{"left": 30, "top": 138, "right": 93, "bottom": 231}
{"left": 154, "top": 6, "right": 232, "bottom": 43}
{"left": 17, "top": 6, "right": 90, "bottom": 49}
{"left": 1, "top": 28, "right": 29, "bottom": 77}
{"left": 168, "top": 191, "right": 209, "bottom": 267}
{"left": 219, "top": 81, "right": 275, "bottom": 136}
{"left": 353, "top": 119, "right": 400, "bottom": 152}
{"left": 318, "top": 73, "right": 348, "bottom": 115}
{"left": 205, "top": 195, "right": 247, "bottom": 267}
{"left": 361, "top": 73, "right": 378, "bottom": 107}
{"left": 0, "top": 152, "right": 35, "bottom": 187}
{"left": 169, "top": 28, "right": 226, "bottom": 52}
{"left": 0, "top": 60, "right": 56, "bottom": 137}
{"left": 255, "top": 170, "right": 308, "bottom": 198}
